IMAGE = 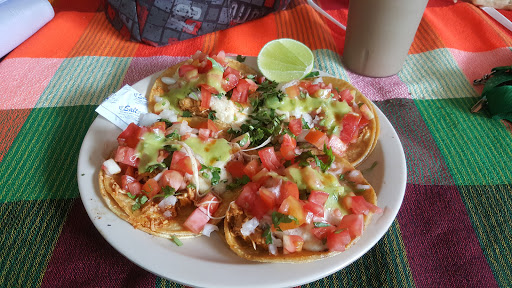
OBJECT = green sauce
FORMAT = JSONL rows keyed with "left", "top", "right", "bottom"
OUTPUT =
{"left": 136, "top": 131, "right": 167, "bottom": 172}
{"left": 274, "top": 95, "right": 351, "bottom": 134}
{"left": 285, "top": 166, "right": 348, "bottom": 213}
{"left": 161, "top": 68, "right": 225, "bottom": 112}
{"left": 184, "top": 137, "right": 232, "bottom": 166}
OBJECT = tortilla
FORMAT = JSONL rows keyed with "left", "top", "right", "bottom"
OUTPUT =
{"left": 148, "top": 58, "right": 259, "bottom": 116}
{"left": 99, "top": 169, "right": 241, "bottom": 239}
{"left": 223, "top": 157, "right": 379, "bottom": 263}
{"left": 321, "top": 76, "right": 380, "bottom": 167}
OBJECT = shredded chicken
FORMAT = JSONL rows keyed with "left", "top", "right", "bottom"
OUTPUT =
{"left": 179, "top": 98, "right": 209, "bottom": 117}
{"left": 227, "top": 205, "right": 268, "bottom": 250}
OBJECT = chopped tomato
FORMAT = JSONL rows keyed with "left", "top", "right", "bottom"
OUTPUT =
{"left": 359, "top": 103, "right": 374, "bottom": 120}
{"left": 327, "top": 229, "right": 351, "bottom": 252}
{"left": 235, "top": 182, "right": 259, "bottom": 211}
{"left": 114, "top": 146, "right": 139, "bottom": 167}
{"left": 311, "top": 225, "right": 336, "bottom": 239}
{"left": 200, "top": 86, "right": 212, "bottom": 109}
{"left": 283, "top": 234, "right": 304, "bottom": 254}
{"left": 328, "top": 135, "right": 348, "bottom": 157}
{"left": 258, "top": 147, "right": 282, "bottom": 171}
{"left": 339, "top": 89, "right": 354, "bottom": 104}
{"left": 241, "top": 78, "right": 258, "bottom": 92}
{"left": 308, "top": 190, "right": 329, "bottom": 206}
{"left": 197, "top": 59, "right": 212, "bottom": 73}
{"left": 142, "top": 178, "right": 161, "bottom": 199}
{"left": 303, "top": 201, "right": 324, "bottom": 217}
{"left": 210, "top": 52, "right": 227, "bottom": 67}
{"left": 158, "top": 169, "right": 184, "bottom": 192}
{"left": 280, "top": 134, "right": 297, "bottom": 161}
{"left": 258, "top": 188, "right": 276, "bottom": 209}
{"left": 222, "top": 73, "right": 239, "bottom": 91}
{"left": 251, "top": 196, "right": 270, "bottom": 219}
{"left": 124, "top": 165, "right": 136, "bottom": 178}
{"left": 183, "top": 208, "right": 210, "bottom": 234}
{"left": 243, "top": 159, "right": 262, "bottom": 179}
{"left": 338, "top": 214, "right": 364, "bottom": 239}
{"left": 278, "top": 196, "right": 305, "bottom": 230}
{"left": 150, "top": 121, "right": 166, "bottom": 134}
{"left": 178, "top": 64, "right": 197, "bottom": 78}
{"left": 339, "top": 113, "right": 361, "bottom": 143}
{"left": 170, "top": 151, "right": 200, "bottom": 175}
{"left": 231, "top": 85, "right": 248, "bottom": 103}
{"left": 285, "top": 85, "right": 300, "bottom": 98}
{"left": 127, "top": 181, "right": 142, "bottom": 195}
{"left": 157, "top": 150, "right": 169, "bottom": 163}
{"left": 343, "top": 195, "right": 383, "bottom": 215}
{"left": 121, "top": 175, "right": 137, "bottom": 191}
{"left": 223, "top": 66, "right": 241, "bottom": 78}
{"left": 279, "top": 181, "right": 299, "bottom": 204}
{"left": 198, "top": 128, "right": 210, "bottom": 141}
{"left": 256, "top": 76, "right": 266, "bottom": 84}
{"left": 197, "top": 119, "right": 220, "bottom": 135}
{"left": 305, "top": 129, "right": 328, "bottom": 149}
{"left": 288, "top": 118, "right": 303, "bottom": 136}
{"left": 226, "top": 160, "right": 247, "bottom": 178}
{"left": 306, "top": 84, "right": 321, "bottom": 96}
{"left": 117, "top": 123, "right": 141, "bottom": 148}
{"left": 200, "top": 84, "right": 218, "bottom": 94}
{"left": 198, "top": 192, "right": 220, "bottom": 215}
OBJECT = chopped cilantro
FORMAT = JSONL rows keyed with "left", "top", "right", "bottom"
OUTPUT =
{"left": 226, "top": 175, "right": 250, "bottom": 190}
{"left": 159, "top": 118, "right": 174, "bottom": 128}
{"left": 303, "top": 71, "right": 320, "bottom": 79}
{"left": 313, "top": 222, "right": 331, "bottom": 228}
{"left": 301, "top": 118, "right": 310, "bottom": 129}
{"left": 186, "top": 183, "right": 196, "bottom": 189}
{"left": 153, "top": 186, "right": 176, "bottom": 199}
{"left": 145, "top": 162, "right": 167, "bottom": 173}
{"left": 200, "top": 165, "right": 221, "bottom": 186}
{"left": 296, "top": 145, "right": 335, "bottom": 173}
{"left": 182, "top": 111, "right": 192, "bottom": 117}
{"left": 171, "top": 235, "right": 183, "bottom": 246}
{"left": 214, "top": 93, "right": 223, "bottom": 99}
{"left": 166, "top": 130, "right": 181, "bottom": 140}
{"left": 207, "top": 57, "right": 224, "bottom": 72}
{"left": 236, "top": 55, "right": 246, "bottom": 62}
{"left": 362, "top": 161, "right": 378, "bottom": 174}
{"left": 208, "top": 111, "right": 217, "bottom": 120}
{"left": 262, "top": 225, "right": 272, "bottom": 244}
{"left": 131, "top": 195, "right": 148, "bottom": 211}
{"left": 271, "top": 211, "right": 298, "bottom": 232}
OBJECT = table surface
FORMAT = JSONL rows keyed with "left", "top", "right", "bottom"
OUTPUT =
{"left": 1, "top": 0, "right": 511, "bottom": 287}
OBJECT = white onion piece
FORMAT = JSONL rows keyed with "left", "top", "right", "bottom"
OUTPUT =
{"left": 296, "top": 130, "right": 309, "bottom": 142}
{"left": 159, "top": 109, "right": 178, "bottom": 122}
{"left": 201, "top": 223, "right": 219, "bottom": 237}
{"left": 356, "top": 184, "right": 371, "bottom": 191}
{"left": 158, "top": 195, "right": 177, "bottom": 210}
{"left": 312, "top": 76, "right": 323, "bottom": 84}
{"left": 347, "top": 170, "right": 362, "bottom": 181}
{"left": 163, "top": 210, "right": 173, "bottom": 218}
{"left": 268, "top": 244, "right": 278, "bottom": 255}
{"left": 241, "top": 136, "right": 273, "bottom": 151}
{"left": 177, "top": 141, "right": 200, "bottom": 197}
{"left": 102, "top": 159, "right": 121, "bottom": 175}
{"left": 241, "top": 217, "right": 259, "bottom": 237}
{"left": 138, "top": 113, "right": 161, "bottom": 126}
{"left": 153, "top": 170, "right": 165, "bottom": 182}
{"left": 161, "top": 76, "right": 176, "bottom": 85}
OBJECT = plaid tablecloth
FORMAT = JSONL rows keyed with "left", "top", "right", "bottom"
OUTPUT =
{"left": 1, "top": 0, "right": 511, "bottom": 287}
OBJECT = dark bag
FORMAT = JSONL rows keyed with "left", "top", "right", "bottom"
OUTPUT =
{"left": 105, "top": 0, "right": 290, "bottom": 46}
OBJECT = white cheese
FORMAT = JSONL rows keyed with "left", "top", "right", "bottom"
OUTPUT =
{"left": 209, "top": 96, "right": 249, "bottom": 129}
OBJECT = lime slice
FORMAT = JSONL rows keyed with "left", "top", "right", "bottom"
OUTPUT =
{"left": 257, "top": 39, "right": 314, "bottom": 83}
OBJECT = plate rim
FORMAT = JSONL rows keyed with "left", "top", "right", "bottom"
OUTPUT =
{"left": 77, "top": 58, "right": 407, "bottom": 288}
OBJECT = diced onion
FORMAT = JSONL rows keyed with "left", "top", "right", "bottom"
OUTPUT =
{"left": 242, "top": 136, "right": 272, "bottom": 151}
{"left": 138, "top": 113, "right": 161, "bottom": 126}
{"left": 102, "top": 159, "right": 121, "bottom": 175}
{"left": 241, "top": 217, "right": 259, "bottom": 237}
{"left": 159, "top": 109, "right": 178, "bottom": 122}
{"left": 268, "top": 244, "right": 278, "bottom": 255}
{"left": 153, "top": 170, "right": 165, "bottom": 182}
{"left": 347, "top": 170, "right": 362, "bottom": 181}
{"left": 161, "top": 77, "right": 176, "bottom": 85}
{"left": 163, "top": 211, "right": 173, "bottom": 218}
{"left": 158, "top": 195, "right": 177, "bottom": 210}
{"left": 201, "top": 223, "right": 219, "bottom": 237}
{"left": 356, "top": 184, "right": 371, "bottom": 191}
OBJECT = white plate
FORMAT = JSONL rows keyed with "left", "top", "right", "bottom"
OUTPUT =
{"left": 77, "top": 59, "right": 407, "bottom": 288}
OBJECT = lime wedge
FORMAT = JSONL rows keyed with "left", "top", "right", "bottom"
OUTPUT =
{"left": 257, "top": 39, "right": 314, "bottom": 83}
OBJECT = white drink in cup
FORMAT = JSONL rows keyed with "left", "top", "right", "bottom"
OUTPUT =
{"left": 343, "top": 0, "right": 429, "bottom": 77}
{"left": 308, "top": 0, "right": 428, "bottom": 77}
